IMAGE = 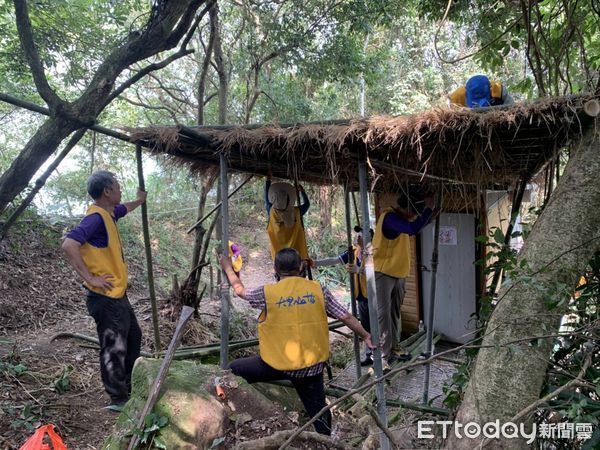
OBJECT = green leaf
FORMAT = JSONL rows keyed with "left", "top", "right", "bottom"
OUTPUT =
{"left": 582, "top": 427, "right": 600, "bottom": 450}
{"left": 154, "top": 435, "right": 168, "bottom": 449}
{"left": 157, "top": 415, "right": 169, "bottom": 427}
{"left": 493, "top": 228, "right": 504, "bottom": 244}
{"left": 144, "top": 413, "right": 155, "bottom": 427}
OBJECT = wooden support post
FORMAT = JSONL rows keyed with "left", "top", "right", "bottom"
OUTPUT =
{"left": 344, "top": 186, "right": 362, "bottom": 379}
{"left": 135, "top": 144, "right": 161, "bottom": 352}
{"left": 358, "top": 157, "right": 389, "bottom": 450}
{"left": 219, "top": 153, "right": 230, "bottom": 369}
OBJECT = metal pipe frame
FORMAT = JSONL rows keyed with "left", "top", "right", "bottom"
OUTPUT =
{"left": 219, "top": 153, "right": 230, "bottom": 369}
{"left": 422, "top": 190, "right": 443, "bottom": 404}
{"left": 344, "top": 186, "right": 362, "bottom": 379}
{"left": 358, "top": 158, "right": 390, "bottom": 450}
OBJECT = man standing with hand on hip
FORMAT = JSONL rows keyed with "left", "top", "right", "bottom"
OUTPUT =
{"left": 62, "top": 170, "right": 146, "bottom": 412}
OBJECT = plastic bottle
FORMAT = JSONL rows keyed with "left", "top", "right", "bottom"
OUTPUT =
{"left": 418, "top": 320, "right": 425, "bottom": 332}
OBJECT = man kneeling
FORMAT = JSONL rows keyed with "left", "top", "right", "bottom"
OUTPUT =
{"left": 220, "top": 248, "right": 374, "bottom": 435}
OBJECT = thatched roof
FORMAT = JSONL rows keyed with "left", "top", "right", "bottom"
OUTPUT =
{"left": 127, "top": 95, "right": 598, "bottom": 192}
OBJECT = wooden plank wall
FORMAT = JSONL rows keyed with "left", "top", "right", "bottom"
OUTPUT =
{"left": 374, "top": 193, "right": 421, "bottom": 335}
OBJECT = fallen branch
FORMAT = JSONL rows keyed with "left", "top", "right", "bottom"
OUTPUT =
{"left": 365, "top": 403, "right": 400, "bottom": 449}
{"left": 50, "top": 332, "right": 153, "bottom": 358}
{"left": 235, "top": 430, "right": 347, "bottom": 450}
{"left": 277, "top": 324, "right": 508, "bottom": 449}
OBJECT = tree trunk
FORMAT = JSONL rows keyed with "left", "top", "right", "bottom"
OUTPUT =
{"left": 0, "top": 116, "right": 78, "bottom": 211}
{"left": 445, "top": 126, "right": 600, "bottom": 449}
{"left": 210, "top": 3, "right": 228, "bottom": 125}
{"left": 319, "top": 185, "right": 333, "bottom": 233}
{"left": 182, "top": 170, "right": 217, "bottom": 306}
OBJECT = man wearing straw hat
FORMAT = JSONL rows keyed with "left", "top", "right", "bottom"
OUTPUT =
{"left": 220, "top": 247, "right": 374, "bottom": 435}
{"left": 372, "top": 192, "right": 434, "bottom": 369}
{"left": 61, "top": 170, "right": 146, "bottom": 412}
{"left": 265, "top": 176, "right": 310, "bottom": 262}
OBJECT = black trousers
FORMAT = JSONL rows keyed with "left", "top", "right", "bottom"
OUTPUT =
{"left": 230, "top": 355, "right": 332, "bottom": 435}
{"left": 357, "top": 298, "right": 371, "bottom": 334}
{"left": 86, "top": 291, "right": 142, "bottom": 403}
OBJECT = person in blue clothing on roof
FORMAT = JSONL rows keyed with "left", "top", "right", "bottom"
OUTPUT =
{"left": 448, "top": 74, "right": 514, "bottom": 108}
{"left": 372, "top": 192, "right": 435, "bottom": 369}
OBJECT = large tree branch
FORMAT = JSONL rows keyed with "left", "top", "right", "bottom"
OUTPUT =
{"left": 13, "top": 0, "right": 63, "bottom": 108}
{"left": 0, "top": 128, "right": 87, "bottom": 240}
{"left": 147, "top": 73, "right": 195, "bottom": 110}
{"left": 104, "top": 0, "right": 215, "bottom": 108}
{"left": 181, "top": 0, "right": 215, "bottom": 50}
{"left": 121, "top": 95, "right": 180, "bottom": 124}
{"left": 76, "top": 0, "right": 209, "bottom": 115}
{"left": 104, "top": 48, "right": 194, "bottom": 106}
{"left": 0, "top": 0, "right": 212, "bottom": 215}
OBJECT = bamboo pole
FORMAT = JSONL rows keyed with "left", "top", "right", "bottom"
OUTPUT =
{"left": 136, "top": 144, "right": 161, "bottom": 352}
{"left": 422, "top": 190, "right": 442, "bottom": 404}
{"left": 344, "top": 187, "right": 362, "bottom": 379}
{"left": 186, "top": 174, "right": 253, "bottom": 234}
{"left": 0, "top": 93, "right": 130, "bottom": 142}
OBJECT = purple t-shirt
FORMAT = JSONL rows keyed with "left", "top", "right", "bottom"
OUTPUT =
{"left": 66, "top": 204, "right": 128, "bottom": 248}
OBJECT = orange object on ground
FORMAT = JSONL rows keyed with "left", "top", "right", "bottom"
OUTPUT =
{"left": 214, "top": 377, "right": 226, "bottom": 400}
{"left": 19, "top": 424, "right": 67, "bottom": 450}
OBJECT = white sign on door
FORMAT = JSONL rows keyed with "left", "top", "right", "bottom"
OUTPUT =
{"left": 439, "top": 226, "right": 457, "bottom": 245}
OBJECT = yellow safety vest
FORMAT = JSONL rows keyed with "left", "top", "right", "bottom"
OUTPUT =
{"left": 353, "top": 246, "right": 368, "bottom": 299}
{"left": 373, "top": 208, "right": 411, "bottom": 279}
{"left": 266, "top": 207, "right": 309, "bottom": 260}
{"left": 80, "top": 205, "right": 128, "bottom": 299}
{"left": 448, "top": 81, "right": 503, "bottom": 106}
{"left": 259, "top": 277, "right": 330, "bottom": 370}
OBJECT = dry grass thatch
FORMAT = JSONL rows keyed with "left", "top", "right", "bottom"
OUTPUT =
{"left": 125, "top": 95, "right": 598, "bottom": 193}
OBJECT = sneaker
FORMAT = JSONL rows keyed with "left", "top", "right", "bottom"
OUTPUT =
{"left": 103, "top": 400, "right": 127, "bottom": 413}
{"left": 382, "top": 360, "right": 391, "bottom": 373}
{"left": 360, "top": 353, "right": 374, "bottom": 366}
{"left": 103, "top": 404, "right": 124, "bottom": 413}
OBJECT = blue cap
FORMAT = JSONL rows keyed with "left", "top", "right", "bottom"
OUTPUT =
{"left": 465, "top": 75, "right": 492, "bottom": 108}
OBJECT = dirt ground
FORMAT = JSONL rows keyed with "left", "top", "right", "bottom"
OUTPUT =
{"left": 0, "top": 217, "right": 362, "bottom": 449}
